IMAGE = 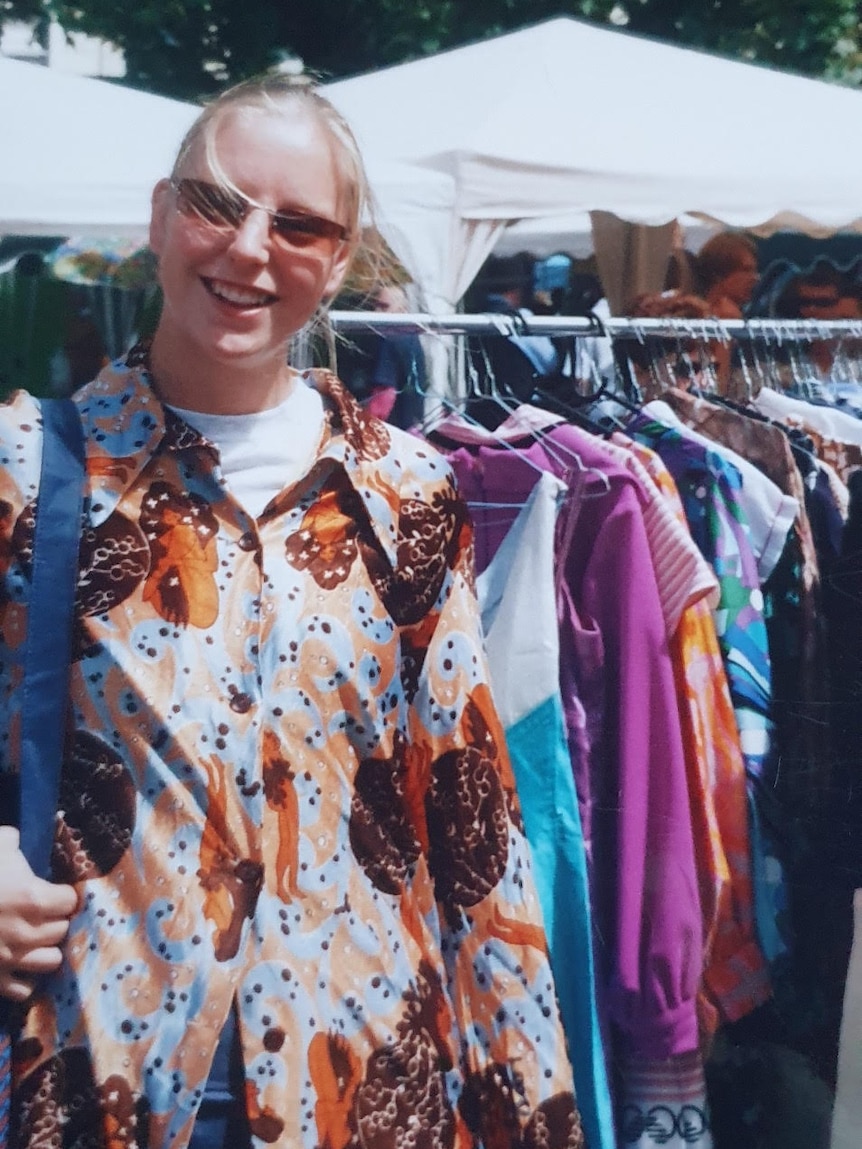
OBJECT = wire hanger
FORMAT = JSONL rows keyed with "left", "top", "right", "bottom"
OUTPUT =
{"left": 425, "top": 331, "right": 612, "bottom": 499}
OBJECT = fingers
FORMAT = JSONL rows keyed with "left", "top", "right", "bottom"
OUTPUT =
{"left": 0, "top": 935, "right": 66, "bottom": 1004}
{"left": 8, "top": 945, "right": 66, "bottom": 976}
{"left": 30, "top": 878, "right": 78, "bottom": 921}
{"left": 0, "top": 971, "right": 39, "bottom": 1003}
{"left": 0, "top": 913, "right": 72, "bottom": 965}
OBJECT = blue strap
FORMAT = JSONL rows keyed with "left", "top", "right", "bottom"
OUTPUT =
{"left": 18, "top": 398, "right": 85, "bottom": 881}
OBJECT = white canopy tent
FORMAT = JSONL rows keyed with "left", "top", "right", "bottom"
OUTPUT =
{"left": 0, "top": 55, "right": 452, "bottom": 297}
{"left": 325, "top": 17, "right": 862, "bottom": 309}
{"left": 0, "top": 56, "right": 199, "bottom": 236}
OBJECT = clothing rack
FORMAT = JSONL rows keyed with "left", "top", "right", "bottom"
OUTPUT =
{"left": 328, "top": 310, "right": 862, "bottom": 342}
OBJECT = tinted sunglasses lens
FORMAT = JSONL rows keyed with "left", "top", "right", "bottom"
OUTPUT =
{"left": 176, "top": 180, "right": 245, "bottom": 228}
{"left": 270, "top": 213, "right": 346, "bottom": 250}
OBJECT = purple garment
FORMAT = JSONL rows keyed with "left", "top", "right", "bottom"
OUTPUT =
{"left": 442, "top": 421, "right": 702, "bottom": 1057}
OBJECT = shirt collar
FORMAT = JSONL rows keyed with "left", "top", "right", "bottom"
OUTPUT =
{"left": 75, "top": 351, "right": 403, "bottom": 568}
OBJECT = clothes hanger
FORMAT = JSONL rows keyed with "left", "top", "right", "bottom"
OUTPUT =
{"left": 528, "top": 317, "right": 634, "bottom": 433}
{"left": 426, "top": 331, "right": 613, "bottom": 498}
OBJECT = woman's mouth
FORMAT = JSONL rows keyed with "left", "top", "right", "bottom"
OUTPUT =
{"left": 203, "top": 277, "right": 278, "bottom": 308}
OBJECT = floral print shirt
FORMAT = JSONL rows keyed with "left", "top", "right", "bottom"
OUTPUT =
{"left": 0, "top": 353, "right": 582, "bottom": 1149}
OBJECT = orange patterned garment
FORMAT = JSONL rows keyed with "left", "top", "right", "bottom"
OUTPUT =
{"left": 0, "top": 354, "right": 582, "bottom": 1149}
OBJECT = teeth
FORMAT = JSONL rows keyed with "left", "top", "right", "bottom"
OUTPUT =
{"left": 206, "top": 279, "right": 274, "bottom": 307}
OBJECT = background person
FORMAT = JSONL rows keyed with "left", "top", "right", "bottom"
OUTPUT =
{"left": 774, "top": 260, "right": 862, "bottom": 386}
{"left": 0, "top": 73, "right": 582, "bottom": 1149}
{"left": 337, "top": 281, "right": 427, "bottom": 428}
{"left": 620, "top": 289, "right": 717, "bottom": 399}
{"left": 466, "top": 252, "right": 561, "bottom": 404}
{"left": 695, "top": 231, "right": 761, "bottom": 320}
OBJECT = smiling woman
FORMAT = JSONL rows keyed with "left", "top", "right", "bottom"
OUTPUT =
{"left": 0, "top": 72, "right": 584, "bottom": 1149}
{"left": 146, "top": 78, "right": 362, "bottom": 414}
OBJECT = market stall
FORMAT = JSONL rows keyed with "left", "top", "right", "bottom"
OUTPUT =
{"left": 325, "top": 17, "right": 862, "bottom": 309}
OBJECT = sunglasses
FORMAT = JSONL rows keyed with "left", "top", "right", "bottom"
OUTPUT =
{"left": 171, "top": 177, "right": 350, "bottom": 252}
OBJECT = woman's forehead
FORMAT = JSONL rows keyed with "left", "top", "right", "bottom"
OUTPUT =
{"left": 189, "top": 102, "right": 333, "bottom": 174}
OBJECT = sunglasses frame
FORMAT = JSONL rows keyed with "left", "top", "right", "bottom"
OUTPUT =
{"left": 170, "top": 177, "right": 351, "bottom": 249}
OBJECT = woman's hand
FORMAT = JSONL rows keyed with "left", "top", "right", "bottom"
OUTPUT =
{"left": 0, "top": 826, "right": 78, "bottom": 1002}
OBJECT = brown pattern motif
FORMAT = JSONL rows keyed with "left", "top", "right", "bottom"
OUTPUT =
{"left": 244, "top": 1079, "right": 285, "bottom": 1144}
{"left": 367, "top": 485, "right": 472, "bottom": 628}
{"left": 161, "top": 407, "right": 211, "bottom": 454}
{"left": 398, "top": 620, "right": 436, "bottom": 705}
{"left": 309, "top": 961, "right": 456, "bottom": 1149}
{"left": 350, "top": 691, "right": 517, "bottom": 925}
{"left": 463, "top": 686, "right": 525, "bottom": 834}
{"left": 315, "top": 370, "right": 391, "bottom": 463}
{"left": 261, "top": 729, "right": 301, "bottom": 901}
{"left": 139, "top": 481, "right": 219, "bottom": 628}
{"left": 12, "top": 502, "right": 150, "bottom": 660}
{"left": 284, "top": 472, "right": 471, "bottom": 629}
{"left": 0, "top": 499, "right": 15, "bottom": 608}
{"left": 284, "top": 472, "right": 371, "bottom": 591}
{"left": 425, "top": 743, "right": 509, "bottom": 927}
{"left": 197, "top": 754, "right": 264, "bottom": 962}
{"left": 523, "top": 1094, "right": 584, "bottom": 1149}
{"left": 77, "top": 515, "right": 150, "bottom": 617}
{"left": 15, "top": 1046, "right": 148, "bottom": 1149}
{"left": 10, "top": 500, "right": 38, "bottom": 579}
{"left": 52, "top": 730, "right": 137, "bottom": 884}
{"left": 349, "top": 732, "right": 423, "bottom": 895}
{"left": 459, "top": 1067, "right": 583, "bottom": 1149}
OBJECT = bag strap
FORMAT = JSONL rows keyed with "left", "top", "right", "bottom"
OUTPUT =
{"left": 18, "top": 398, "right": 85, "bottom": 881}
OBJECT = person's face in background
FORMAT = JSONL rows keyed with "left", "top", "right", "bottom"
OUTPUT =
{"left": 713, "top": 250, "right": 760, "bottom": 308}
{"left": 796, "top": 281, "right": 842, "bottom": 319}
{"left": 374, "top": 285, "right": 409, "bottom": 313}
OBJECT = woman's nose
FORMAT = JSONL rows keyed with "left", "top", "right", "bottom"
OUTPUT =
{"left": 228, "top": 208, "right": 271, "bottom": 261}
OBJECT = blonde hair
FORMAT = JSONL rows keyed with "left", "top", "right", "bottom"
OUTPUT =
{"left": 173, "top": 73, "right": 369, "bottom": 243}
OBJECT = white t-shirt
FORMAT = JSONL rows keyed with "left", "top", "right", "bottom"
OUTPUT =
{"left": 168, "top": 377, "right": 325, "bottom": 518}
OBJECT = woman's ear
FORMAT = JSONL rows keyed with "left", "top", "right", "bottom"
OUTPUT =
{"left": 149, "top": 179, "right": 173, "bottom": 256}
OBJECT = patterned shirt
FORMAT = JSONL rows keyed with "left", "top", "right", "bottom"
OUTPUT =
{"left": 627, "top": 414, "right": 792, "bottom": 970}
{"left": 1, "top": 353, "right": 581, "bottom": 1149}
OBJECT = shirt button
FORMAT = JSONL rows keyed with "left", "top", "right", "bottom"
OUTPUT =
{"left": 238, "top": 530, "right": 259, "bottom": 552}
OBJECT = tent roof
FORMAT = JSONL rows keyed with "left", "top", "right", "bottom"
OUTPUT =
{"left": 326, "top": 17, "right": 862, "bottom": 233}
{"left": 0, "top": 56, "right": 199, "bottom": 235}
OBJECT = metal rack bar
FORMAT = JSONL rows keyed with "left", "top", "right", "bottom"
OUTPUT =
{"left": 328, "top": 310, "right": 862, "bottom": 342}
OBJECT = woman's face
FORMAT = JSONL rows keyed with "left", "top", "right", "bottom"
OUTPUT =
{"left": 715, "top": 253, "right": 759, "bottom": 308}
{"left": 149, "top": 103, "right": 353, "bottom": 378}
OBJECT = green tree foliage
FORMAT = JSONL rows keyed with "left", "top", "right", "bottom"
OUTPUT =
{"left": 621, "top": 0, "right": 859, "bottom": 77}
{"left": 10, "top": 0, "right": 862, "bottom": 100}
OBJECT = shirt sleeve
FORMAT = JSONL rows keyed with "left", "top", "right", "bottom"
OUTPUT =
{"left": 401, "top": 470, "right": 585, "bottom": 1148}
